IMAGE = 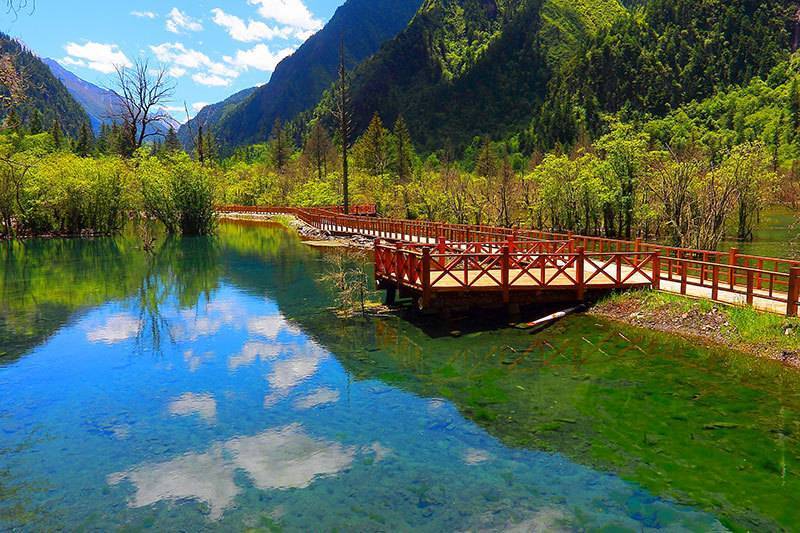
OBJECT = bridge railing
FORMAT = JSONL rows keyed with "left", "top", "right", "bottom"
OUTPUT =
{"left": 218, "top": 205, "right": 800, "bottom": 316}
{"left": 375, "top": 241, "right": 658, "bottom": 307}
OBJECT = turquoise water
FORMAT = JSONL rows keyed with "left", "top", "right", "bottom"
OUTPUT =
{"left": 0, "top": 221, "right": 795, "bottom": 530}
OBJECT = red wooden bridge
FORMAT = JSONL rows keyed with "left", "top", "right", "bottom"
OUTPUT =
{"left": 218, "top": 205, "right": 800, "bottom": 317}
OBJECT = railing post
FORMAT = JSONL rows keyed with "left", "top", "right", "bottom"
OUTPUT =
{"left": 568, "top": 231, "right": 574, "bottom": 253}
{"left": 788, "top": 267, "right": 800, "bottom": 317}
{"left": 746, "top": 270, "right": 754, "bottom": 306}
{"left": 422, "top": 247, "right": 432, "bottom": 309}
{"left": 729, "top": 247, "right": 739, "bottom": 289}
{"left": 438, "top": 236, "right": 447, "bottom": 255}
{"left": 680, "top": 260, "right": 688, "bottom": 295}
{"left": 501, "top": 245, "right": 510, "bottom": 303}
{"left": 395, "top": 242, "right": 403, "bottom": 284}
{"left": 576, "top": 246, "right": 585, "bottom": 301}
{"left": 652, "top": 251, "right": 660, "bottom": 290}
{"left": 711, "top": 264, "right": 719, "bottom": 301}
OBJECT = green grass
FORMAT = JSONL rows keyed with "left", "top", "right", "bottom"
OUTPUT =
{"left": 596, "top": 289, "right": 800, "bottom": 352}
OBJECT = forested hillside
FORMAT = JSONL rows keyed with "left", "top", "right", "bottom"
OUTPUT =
{"left": 312, "top": 0, "right": 796, "bottom": 152}
{"left": 213, "top": 0, "right": 422, "bottom": 148}
{"left": 0, "top": 33, "right": 89, "bottom": 137}
{"left": 178, "top": 87, "right": 257, "bottom": 150}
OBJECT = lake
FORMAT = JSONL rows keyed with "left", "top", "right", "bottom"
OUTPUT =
{"left": 1, "top": 220, "right": 798, "bottom": 531}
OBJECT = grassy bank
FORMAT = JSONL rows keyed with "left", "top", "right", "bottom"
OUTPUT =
{"left": 591, "top": 290, "right": 800, "bottom": 365}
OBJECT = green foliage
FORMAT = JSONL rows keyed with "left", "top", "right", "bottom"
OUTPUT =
{"left": 138, "top": 151, "right": 216, "bottom": 236}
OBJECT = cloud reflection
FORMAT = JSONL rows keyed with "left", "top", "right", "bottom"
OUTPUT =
{"left": 109, "top": 424, "right": 360, "bottom": 520}
{"left": 168, "top": 393, "right": 217, "bottom": 423}
{"left": 86, "top": 314, "right": 141, "bottom": 344}
{"left": 294, "top": 387, "right": 340, "bottom": 410}
{"left": 228, "top": 341, "right": 282, "bottom": 371}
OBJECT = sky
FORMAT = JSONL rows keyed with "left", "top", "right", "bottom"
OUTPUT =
{"left": 1, "top": 0, "right": 342, "bottom": 122}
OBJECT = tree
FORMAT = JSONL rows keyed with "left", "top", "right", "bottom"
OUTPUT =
{"left": 164, "top": 126, "right": 181, "bottom": 153}
{"left": 332, "top": 40, "right": 352, "bottom": 214}
{"left": 392, "top": 115, "right": 414, "bottom": 184}
{"left": 721, "top": 142, "right": 777, "bottom": 241}
{"left": 28, "top": 108, "right": 42, "bottom": 134}
{"left": 304, "top": 119, "right": 334, "bottom": 181}
{"left": 4, "top": 0, "right": 33, "bottom": 16}
{"left": 268, "top": 118, "right": 292, "bottom": 172}
{"left": 3, "top": 107, "right": 20, "bottom": 133}
{"left": 594, "top": 121, "right": 649, "bottom": 238}
{"left": 75, "top": 121, "right": 93, "bottom": 157}
{"left": 356, "top": 113, "right": 390, "bottom": 176}
{"left": 111, "top": 58, "right": 175, "bottom": 155}
{"left": 50, "top": 118, "right": 63, "bottom": 149}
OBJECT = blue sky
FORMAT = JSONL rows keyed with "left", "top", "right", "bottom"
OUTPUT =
{"left": 1, "top": 0, "right": 342, "bottom": 122}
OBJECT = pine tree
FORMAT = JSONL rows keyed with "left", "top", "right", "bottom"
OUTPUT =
{"left": 50, "top": 118, "right": 63, "bottom": 149}
{"left": 304, "top": 120, "right": 333, "bottom": 181}
{"left": 3, "top": 108, "right": 21, "bottom": 134}
{"left": 164, "top": 126, "right": 181, "bottom": 152}
{"left": 203, "top": 130, "right": 218, "bottom": 163}
{"left": 28, "top": 109, "right": 43, "bottom": 134}
{"left": 475, "top": 138, "right": 497, "bottom": 178}
{"left": 358, "top": 112, "right": 390, "bottom": 176}
{"left": 75, "top": 121, "right": 93, "bottom": 157}
{"left": 268, "top": 118, "right": 292, "bottom": 172}
{"left": 96, "top": 123, "right": 110, "bottom": 154}
{"left": 392, "top": 114, "right": 415, "bottom": 184}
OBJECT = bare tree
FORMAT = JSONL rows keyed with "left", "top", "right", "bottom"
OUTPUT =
{"left": 4, "top": 0, "right": 33, "bottom": 17}
{"left": 332, "top": 39, "right": 352, "bottom": 214}
{"left": 111, "top": 58, "right": 175, "bottom": 154}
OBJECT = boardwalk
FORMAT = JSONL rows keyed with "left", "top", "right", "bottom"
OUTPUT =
{"left": 218, "top": 206, "right": 800, "bottom": 316}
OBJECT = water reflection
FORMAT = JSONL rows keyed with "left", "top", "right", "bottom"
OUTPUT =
{"left": 109, "top": 423, "right": 356, "bottom": 521}
{"left": 0, "top": 221, "right": 788, "bottom": 530}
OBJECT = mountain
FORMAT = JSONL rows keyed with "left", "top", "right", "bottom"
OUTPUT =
{"left": 178, "top": 86, "right": 257, "bottom": 150}
{"left": 43, "top": 58, "right": 180, "bottom": 136}
{"left": 0, "top": 33, "right": 89, "bottom": 136}
{"left": 315, "top": 0, "right": 796, "bottom": 152}
{"left": 213, "top": 0, "right": 422, "bottom": 148}
{"left": 42, "top": 58, "right": 119, "bottom": 133}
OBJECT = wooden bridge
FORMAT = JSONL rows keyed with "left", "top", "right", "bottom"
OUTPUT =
{"left": 218, "top": 205, "right": 800, "bottom": 317}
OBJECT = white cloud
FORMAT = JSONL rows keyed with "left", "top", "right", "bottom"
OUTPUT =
{"left": 192, "top": 101, "right": 210, "bottom": 111}
{"left": 63, "top": 41, "right": 132, "bottom": 74}
{"left": 224, "top": 43, "right": 294, "bottom": 72}
{"left": 151, "top": 42, "right": 239, "bottom": 86}
{"left": 248, "top": 0, "right": 322, "bottom": 33}
{"left": 166, "top": 7, "right": 203, "bottom": 34}
{"left": 211, "top": 8, "right": 292, "bottom": 42}
{"left": 294, "top": 387, "right": 340, "bottom": 410}
{"left": 168, "top": 66, "right": 187, "bottom": 78}
{"left": 61, "top": 56, "right": 86, "bottom": 67}
{"left": 192, "top": 73, "right": 232, "bottom": 87}
{"left": 131, "top": 10, "right": 157, "bottom": 19}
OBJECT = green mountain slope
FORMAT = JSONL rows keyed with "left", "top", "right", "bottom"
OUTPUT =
{"left": 178, "top": 86, "right": 257, "bottom": 150}
{"left": 213, "top": 0, "right": 422, "bottom": 148}
{"left": 316, "top": 0, "right": 796, "bottom": 152}
{"left": 0, "top": 33, "right": 90, "bottom": 136}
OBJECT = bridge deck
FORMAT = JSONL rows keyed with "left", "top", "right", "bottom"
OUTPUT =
{"left": 217, "top": 206, "right": 800, "bottom": 316}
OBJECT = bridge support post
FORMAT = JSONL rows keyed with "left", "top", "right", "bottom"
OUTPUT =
{"left": 502, "top": 245, "right": 510, "bottom": 303}
{"left": 422, "top": 247, "right": 432, "bottom": 309}
{"left": 788, "top": 267, "right": 800, "bottom": 317}
{"left": 652, "top": 251, "right": 660, "bottom": 290}
{"left": 576, "top": 246, "right": 585, "bottom": 302}
{"left": 729, "top": 247, "right": 739, "bottom": 289}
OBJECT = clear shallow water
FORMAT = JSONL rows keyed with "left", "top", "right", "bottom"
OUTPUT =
{"left": 0, "top": 222, "right": 797, "bottom": 531}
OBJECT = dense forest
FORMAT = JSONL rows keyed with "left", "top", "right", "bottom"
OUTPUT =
{"left": 1, "top": 0, "right": 799, "bottom": 254}
{"left": 0, "top": 33, "right": 89, "bottom": 137}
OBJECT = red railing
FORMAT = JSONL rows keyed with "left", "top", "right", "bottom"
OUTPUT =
{"left": 217, "top": 205, "right": 800, "bottom": 316}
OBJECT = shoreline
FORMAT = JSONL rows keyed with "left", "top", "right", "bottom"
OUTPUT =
{"left": 589, "top": 290, "right": 800, "bottom": 367}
